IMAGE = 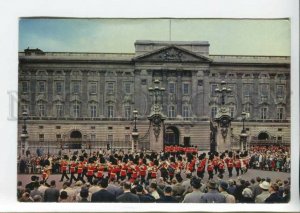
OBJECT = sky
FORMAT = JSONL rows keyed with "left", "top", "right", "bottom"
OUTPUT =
{"left": 19, "top": 18, "right": 291, "bottom": 56}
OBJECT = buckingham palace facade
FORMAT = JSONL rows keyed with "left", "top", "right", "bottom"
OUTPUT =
{"left": 18, "top": 40, "right": 290, "bottom": 153}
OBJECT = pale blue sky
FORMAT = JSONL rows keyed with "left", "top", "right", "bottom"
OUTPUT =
{"left": 19, "top": 18, "right": 290, "bottom": 56}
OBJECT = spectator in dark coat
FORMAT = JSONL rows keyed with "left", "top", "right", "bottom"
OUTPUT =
{"left": 44, "top": 180, "right": 60, "bottom": 202}
{"left": 135, "top": 184, "right": 155, "bottom": 203}
{"left": 25, "top": 176, "right": 39, "bottom": 191}
{"left": 200, "top": 180, "right": 226, "bottom": 203}
{"left": 116, "top": 182, "right": 140, "bottom": 203}
{"left": 281, "top": 186, "right": 290, "bottom": 203}
{"left": 265, "top": 183, "right": 282, "bottom": 203}
{"left": 157, "top": 186, "right": 178, "bottom": 203}
{"left": 91, "top": 178, "right": 116, "bottom": 202}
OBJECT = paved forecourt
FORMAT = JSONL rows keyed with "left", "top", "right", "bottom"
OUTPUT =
{"left": 17, "top": 168, "right": 290, "bottom": 190}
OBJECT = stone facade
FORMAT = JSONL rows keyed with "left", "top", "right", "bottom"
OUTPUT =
{"left": 18, "top": 41, "right": 290, "bottom": 152}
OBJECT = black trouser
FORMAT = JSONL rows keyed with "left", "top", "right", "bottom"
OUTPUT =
{"left": 197, "top": 170, "right": 204, "bottom": 179}
{"left": 146, "top": 173, "right": 151, "bottom": 181}
{"left": 87, "top": 175, "right": 93, "bottom": 184}
{"left": 70, "top": 173, "right": 77, "bottom": 183}
{"left": 214, "top": 166, "right": 218, "bottom": 174}
{"left": 208, "top": 171, "right": 214, "bottom": 180}
{"left": 127, "top": 172, "right": 132, "bottom": 180}
{"left": 120, "top": 176, "right": 126, "bottom": 181}
{"left": 140, "top": 175, "right": 146, "bottom": 184}
{"left": 77, "top": 173, "right": 85, "bottom": 183}
{"left": 235, "top": 167, "right": 240, "bottom": 176}
{"left": 60, "top": 171, "right": 69, "bottom": 181}
{"left": 228, "top": 167, "right": 233, "bottom": 177}
{"left": 219, "top": 169, "right": 224, "bottom": 175}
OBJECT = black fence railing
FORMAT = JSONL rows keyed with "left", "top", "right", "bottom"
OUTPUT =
{"left": 18, "top": 140, "right": 151, "bottom": 155}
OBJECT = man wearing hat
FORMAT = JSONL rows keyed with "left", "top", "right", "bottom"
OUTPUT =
{"left": 218, "top": 181, "right": 235, "bottom": 203}
{"left": 200, "top": 180, "right": 226, "bottom": 203}
{"left": 255, "top": 181, "right": 271, "bottom": 203}
{"left": 182, "top": 178, "right": 203, "bottom": 203}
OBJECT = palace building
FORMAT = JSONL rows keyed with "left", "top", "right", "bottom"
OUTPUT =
{"left": 18, "top": 40, "right": 290, "bottom": 153}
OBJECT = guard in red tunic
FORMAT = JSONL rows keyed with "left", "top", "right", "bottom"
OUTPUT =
{"left": 196, "top": 154, "right": 206, "bottom": 179}
{"left": 69, "top": 161, "right": 78, "bottom": 184}
{"left": 77, "top": 162, "right": 84, "bottom": 183}
{"left": 218, "top": 156, "right": 225, "bottom": 175}
{"left": 212, "top": 154, "right": 219, "bottom": 175}
{"left": 96, "top": 164, "right": 104, "bottom": 180}
{"left": 120, "top": 163, "right": 127, "bottom": 181}
{"left": 151, "top": 165, "right": 158, "bottom": 179}
{"left": 139, "top": 160, "right": 147, "bottom": 184}
{"left": 234, "top": 155, "right": 241, "bottom": 176}
{"left": 226, "top": 152, "right": 234, "bottom": 177}
{"left": 60, "top": 159, "right": 70, "bottom": 182}
{"left": 207, "top": 156, "right": 214, "bottom": 180}
{"left": 86, "top": 163, "right": 95, "bottom": 184}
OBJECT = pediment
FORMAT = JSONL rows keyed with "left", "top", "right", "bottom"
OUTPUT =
{"left": 133, "top": 46, "right": 212, "bottom": 63}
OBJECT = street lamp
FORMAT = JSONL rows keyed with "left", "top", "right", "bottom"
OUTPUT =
{"left": 20, "top": 111, "right": 29, "bottom": 157}
{"left": 240, "top": 111, "right": 248, "bottom": 151}
{"left": 131, "top": 109, "right": 139, "bottom": 152}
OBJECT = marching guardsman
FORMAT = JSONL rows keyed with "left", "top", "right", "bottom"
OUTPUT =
{"left": 196, "top": 154, "right": 206, "bottom": 179}
{"left": 139, "top": 159, "right": 147, "bottom": 184}
{"left": 69, "top": 160, "right": 78, "bottom": 184}
{"left": 207, "top": 156, "right": 214, "bottom": 180}
{"left": 127, "top": 162, "right": 133, "bottom": 180}
{"left": 234, "top": 155, "right": 241, "bottom": 176}
{"left": 77, "top": 161, "right": 85, "bottom": 183}
{"left": 86, "top": 163, "right": 95, "bottom": 184}
{"left": 168, "top": 161, "right": 176, "bottom": 181}
{"left": 218, "top": 156, "right": 225, "bottom": 175}
{"left": 60, "top": 158, "right": 70, "bottom": 182}
{"left": 96, "top": 163, "right": 104, "bottom": 180}
{"left": 212, "top": 154, "right": 219, "bottom": 175}
{"left": 226, "top": 152, "right": 234, "bottom": 177}
{"left": 151, "top": 165, "right": 158, "bottom": 180}
{"left": 130, "top": 167, "right": 138, "bottom": 183}
{"left": 120, "top": 163, "right": 127, "bottom": 181}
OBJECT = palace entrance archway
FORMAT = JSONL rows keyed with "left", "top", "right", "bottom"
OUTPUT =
{"left": 69, "top": 130, "right": 82, "bottom": 149}
{"left": 164, "top": 126, "right": 180, "bottom": 146}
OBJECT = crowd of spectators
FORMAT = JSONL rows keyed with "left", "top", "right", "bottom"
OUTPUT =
{"left": 18, "top": 173, "right": 290, "bottom": 203}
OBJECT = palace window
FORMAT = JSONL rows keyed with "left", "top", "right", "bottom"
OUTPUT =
{"left": 260, "top": 84, "right": 269, "bottom": 98}
{"left": 21, "top": 81, "right": 29, "bottom": 93}
{"left": 124, "top": 106, "right": 131, "bottom": 120}
{"left": 182, "top": 83, "right": 189, "bottom": 95}
{"left": 72, "top": 81, "right": 81, "bottom": 94}
{"left": 211, "top": 107, "right": 218, "bottom": 119}
{"left": 107, "top": 82, "right": 115, "bottom": 94}
{"left": 168, "top": 106, "right": 176, "bottom": 118}
{"left": 90, "top": 105, "right": 97, "bottom": 118}
{"left": 55, "top": 104, "right": 63, "bottom": 117}
{"left": 91, "top": 134, "right": 96, "bottom": 141}
{"left": 38, "top": 104, "right": 46, "bottom": 117}
{"left": 73, "top": 103, "right": 80, "bottom": 118}
{"left": 124, "top": 82, "right": 131, "bottom": 94}
{"left": 38, "top": 81, "right": 46, "bottom": 93}
{"left": 107, "top": 134, "right": 113, "bottom": 143}
{"left": 182, "top": 105, "right": 190, "bottom": 119}
{"left": 277, "top": 107, "right": 284, "bottom": 120}
{"left": 169, "top": 82, "right": 176, "bottom": 94}
{"left": 108, "top": 106, "right": 114, "bottom": 118}
{"left": 39, "top": 134, "right": 44, "bottom": 142}
{"left": 260, "top": 107, "right": 268, "bottom": 120}
{"left": 243, "top": 84, "right": 252, "bottom": 97}
{"left": 89, "top": 82, "right": 97, "bottom": 94}
{"left": 55, "top": 81, "right": 63, "bottom": 95}
{"left": 276, "top": 85, "right": 285, "bottom": 98}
